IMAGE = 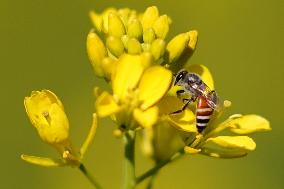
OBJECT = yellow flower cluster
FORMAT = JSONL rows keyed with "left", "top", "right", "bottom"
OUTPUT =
{"left": 21, "top": 6, "right": 271, "bottom": 176}
{"left": 87, "top": 6, "right": 271, "bottom": 161}
{"left": 87, "top": 6, "right": 198, "bottom": 79}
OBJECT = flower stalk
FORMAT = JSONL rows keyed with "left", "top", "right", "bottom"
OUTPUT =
{"left": 136, "top": 149, "right": 184, "bottom": 184}
{"left": 123, "top": 131, "right": 136, "bottom": 189}
{"left": 79, "top": 164, "right": 102, "bottom": 189}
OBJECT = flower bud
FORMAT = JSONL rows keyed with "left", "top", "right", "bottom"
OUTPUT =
{"left": 166, "top": 32, "right": 190, "bottom": 63}
{"left": 127, "top": 18, "right": 143, "bottom": 40}
{"left": 143, "top": 28, "right": 156, "bottom": 44}
{"left": 89, "top": 11, "right": 103, "bottom": 32}
{"left": 153, "top": 15, "right": 170, "bottom": 39}
{"left": 108, "top": 12, "right": 126, "bottom": 37}
{"left": 106, "top": 36, "right": 125, "bottom": 57}
{"left": 141, "top": 43, "right": 151, "bottom": 52}
{"left": 188, "top": 30, "right": 198, "bottom": 51}
{"left": 24, "top": 90, "right": 70, "bottom": 146}
{"left": 101, "top": 57, "right": 116, "bottom": 80}
{"left": 117, "top": 8, "right": 131, "bottom": 26}
{"left": 150, "top": 38, "right": 166, "bottom": 61}
{"left": 86, "top": 30, "right": 107, "bottom": 77}
{"left": 102, "top": 8, "right": 117, "bottom": 33}
{"left": 127, "top": 38, "right": 142, "bottom": 54}
{"left": 141, "top": 6, "right": 159, "bottom": 31}
{"left": 121, "top": 34, "right": 129, "bottom": 49}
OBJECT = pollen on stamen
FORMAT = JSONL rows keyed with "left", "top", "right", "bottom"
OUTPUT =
{"left": 223, "top": 100, "right": 231, "bottom": 108}
{"left": 42, "top": 111, "right": 49, "bottom": 117}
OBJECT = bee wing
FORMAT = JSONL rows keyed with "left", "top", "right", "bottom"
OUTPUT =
{"left": 196, "top": 84, "right": 221, "bottom": 110}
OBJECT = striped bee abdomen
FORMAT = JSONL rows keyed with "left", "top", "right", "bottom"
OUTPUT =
{"left": 196, "top": 96, "right": 213, "bottom": 133}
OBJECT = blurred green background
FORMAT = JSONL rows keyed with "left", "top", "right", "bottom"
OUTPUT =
{"left": 0, "top": 0, "right": 283, "bottom": 188}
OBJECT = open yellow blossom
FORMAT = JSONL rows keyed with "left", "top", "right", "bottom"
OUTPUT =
{"left": 95, "top": 54, "right": 172, "bottom": 130}
{"left": 159, "top": 65, "right": 270, "bottom": 158}
{"left": 21, "top": 90, "right": 98, "bottom": 167}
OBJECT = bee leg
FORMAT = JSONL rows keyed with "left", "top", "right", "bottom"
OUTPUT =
{"left": 183, "top": 98, "right": 190, "bottom": 103}
{"left": 170, "top": 98, "right": 193, "bottom": 115}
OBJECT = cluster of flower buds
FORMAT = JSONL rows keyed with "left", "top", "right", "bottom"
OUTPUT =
{"left": 87, "top": 6, "right": 198, "bottom": 79}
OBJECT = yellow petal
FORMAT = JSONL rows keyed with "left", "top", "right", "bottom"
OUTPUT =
{"left": 187, "top": 64, "right": 214, "bottom": 89}
{"left": 228, "top": 114, "right": 271, "bottom": 134}
{"left": 95, "top": 91, "right": 121, "bottom": 117}
{"left": 201, "top": 136, "right": 256, "bottom": 158}
{"left": 80, "top": 113, "right": 98, "bottom": 158}
{"left": 206, "top": 136, "right": 256, "bottom": 151}
{"left": 200, "top": 148, "right": 248, "bottom": 158}
{"left": 138, "top": 66, "right": 172, "bottom": 110}
{"left": 158, "top": 96, "right": 197, "bottom": 133}
{"left": 24, "top": 90, "right": 69, "bottom": 144}
{"left": 152, "top": 121, "right": 185, "bottom": 161}
{"left": 21, "top": 154, "right": 65, "bottom": 167}
{"left": 133, "top": 106, "right": 158, "bottom": 128}
{"left": 112, "top": 54, "right": 144, "bottom": 100}
{"left": 42, "top": 103, "right": 69, "bottom": 144}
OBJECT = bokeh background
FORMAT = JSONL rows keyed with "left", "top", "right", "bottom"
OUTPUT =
{"left": 1, "top": 0, "right": 283, "bottom": 188}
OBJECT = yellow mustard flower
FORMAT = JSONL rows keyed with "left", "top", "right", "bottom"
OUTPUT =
{"left": 95, "top": 54, "right": 172, "bottom": 131}
{"left": 21, "top": 90, "right": 97, "bottom": 167}
{"left": 154, "top": 65, "right": 271, "bottom": 159}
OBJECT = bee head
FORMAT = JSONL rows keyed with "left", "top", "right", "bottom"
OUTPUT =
{"left": 174, "top": 69, "right": 188, "bottom": 85}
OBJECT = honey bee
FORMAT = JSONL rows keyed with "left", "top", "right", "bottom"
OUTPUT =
{"left": 171, "top": 69, "right": 221, "bottom": 133}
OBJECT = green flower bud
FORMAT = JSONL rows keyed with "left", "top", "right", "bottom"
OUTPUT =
{"left": 106, "top": 36, "right": 125, "bottom": 57}
{"left": 108, "top": 12, "right": 126, "bottom": 37}
{"left": 86, "top": 30, "right": 107, "bottom": 77}
{"left": 153, "top": 15, "right": 170, "bottom": 39}
{"left": 166, "top": 32, "right": 190, "bottom": 63}
{"left": 141, "top": 6, "right": 159, "bottom": 31}
{"left": 127, "top": 18, "right": 143, "bottom": 40}
{"left": 143, "top": 28, "right": 156, "bottom": 44}
{"left": 127, "top": 38, "right": 142, "bottom": 54}
{"left": 151, "top": 39, "right": 166, "bottom": 61}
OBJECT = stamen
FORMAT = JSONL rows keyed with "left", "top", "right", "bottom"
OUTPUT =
{"left": 42, "top": 111, "right": 49, "bottom": 117}
{"left": 223, "top": 100, "right": 231, "bottom": 108}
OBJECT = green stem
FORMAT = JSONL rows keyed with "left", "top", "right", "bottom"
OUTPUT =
{"left": 123, "top": 131, "right": 136, "bottom": 189}
{"left": 146, "top": 172, "right": 158, "bottom": 189}
{"left": 79, "top": 164, "right": 102, "bottom": 189}
{"left": 136, "top": 149, "right": 184, "bottom": 184}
